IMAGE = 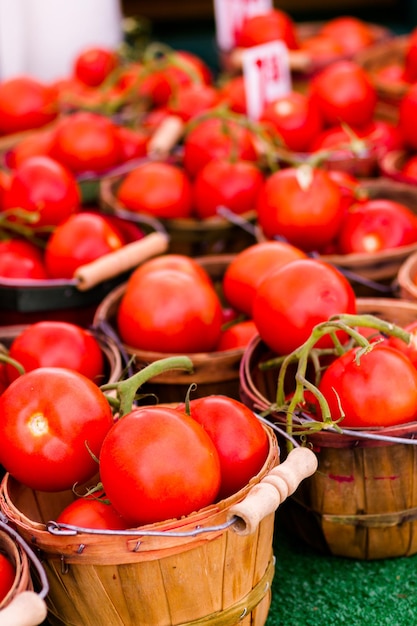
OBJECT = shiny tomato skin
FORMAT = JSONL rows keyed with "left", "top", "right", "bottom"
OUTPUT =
{"left": 398, "top": 83, "right": 417, "bottom": 151}
{"left": 318, "top": 344, "right": 417, "bottom": 428}
{"left": 3, "top": 155, "right": 81, "bottom": 228}
{"left": 186, "top": 395, "right": 269, "bottom": 499}
{"left": 216, "top": 320, "right": 258, "bottom": 352}
{"left": 56, "top": 497, "right": 128, "bottom": 530}
{"left": 337, "top": 199, "right": 417, "bottom": 254}
{"left": 222, "top": 240, "right": 307, "bottom": 317}
{"left": 117, "top": 267, "right": 223, "bottom": 353}
{"left": 256, "top": 166, "right": 345, "bottom": 252}
{"left": 73, "top": 46, "right": 119, "bottom": 87}
{"left": 0, "top": 367, "right": 114, "bottom": 491}
{"left": 0, "top": 76, "right": 58, "bottom": 135}
{"left": 308, "top": 60, "right": 377, "bottom": 128}
{"left": 99, "top": 406, "right": 222, "bottom": 526}
{"left": 0, "top": 239, "right": 48, "bottom": 279}
{"left": 167, "top": 82, "right": 222, "bottom": 122}
{"left": 0, "top": 554, "right": 15, "bottom": 603}
{"left": 5, "top": 128, "right": 55, "bottom": 169}
{"left": 320, "top": 16, "right": 376, "bottom": 55}
{"left": 252, "top": 258, "right": 356, "bottom": 356}
{"left": 44, "top": 212, "right": 123, "bottom": 279}
{"left": 51, "top": 112, "right": 122, "bottom": 174}
{"left": 235, "top": 9, "right": 299, "bottom": 50}
{"left": 6, "top": 321, "right": 105, "bottom": 384}
{"left": 192, "top": 158, "right": 264, "bottom": 219}
{"left": 125, "top": 253, "right": 212, "bottom": 290}
{"left": 387, "top": 321, "right": 417, "bottom": 369}
{"left": 116, "top": 162, "right": 193, "bottom": 219}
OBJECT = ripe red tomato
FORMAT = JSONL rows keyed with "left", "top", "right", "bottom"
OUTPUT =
{"left": 117, "top": 265, "right": 223, "bottom": 353}
{"left": 219, "top": 76, "right": 247, "bottom": 114}
{"left": 56, "top": 497, "right": 128, "bottom": 530}
{"left": 125, "top": 253, "right": 212, "bottom": 290}
{"left": 400, "top": 154, "right": 417, "bottom": 181}
{"left": 166, "top": 82, "right": 222, "bottom": 122}
{"left": 398, "top": 83, "right": 417, "bottom": 151}
{"left": 0, "top": 76, "right": 58, "bottom": 135}
{"left": 44, "top": 211, "right": 124, "bottom": 279}
{"left": 3, "top": 155, "right": 81, "bottom": 228}
{"left": 320, "top": 16, "right": 377, "bottom": 55}
{"left": 116, "top": 161, "right": 193, "bottom": 219}
{"left": 185, "top": 395, "right": 269, "bottom": 499}
{"left": 99, "top": 406, "right": 221, "bottom": 526}
{"left": 222, "top": 240, "right": 307, "bottom": 317}
{"left": 308, "top": 60, "right": 377, "bottom": 128}
{"left": 114, "top": 126, "right": 149, "bottom": 162}
{"left": 387, "top": 320, "right": 417, "bottom": 368}
{"left": 192, "top": 158, "right": 264, "bottom": 219}
{"left": 6, "top": 321, "right": 105, "bottom": 384}
{"left": 5, "top": 128, "right": 55, "bottom": 169}
{"left": 260, "top": 91, "right": 323, "bottom": 153}
{"left": 318, "top": 344, "right": 417, "bottom": 428}
{"left": 0, "top": 367, "right": 113, "bottom": 491}
{"left": 336, "top": 199, "right": 417, "bottom": 254}
{"left": 182, "top": 117, "right": 258, "bottom": 178}
{"left": 216, "top": 320, "right": 258, "bottom": 352}
{"left": 252, "top": 258, "right": 356, "bottom": 355}
{"left": 0, "top": 239, "right": 48, "bottom": 279}
{"left": 403, "top": 27, "right": 417, "bottom": 83}
{"left": 0, "top": 554, "right": 15, "bottom": 603}
{"left": 51, "top": 112, "right": 122, "bottom": 174}
{"left": 235, "top": 9, "right": 300, "bottom": 50}
{"left": 256, "top": 165, "right": 345, "bottom": 252}
{"left": 73, "top": 46, "right": 119, "bottom": 87}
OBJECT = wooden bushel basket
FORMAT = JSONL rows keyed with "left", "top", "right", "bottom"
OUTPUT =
{"left": 0, "top": 517, "right": 48, "bottom": 626}
{"left": 397, "top": 248, "right": 417, "bottom": 301}
{"left": 239, "top": 297, "right": 417, "bottom": 560}
{"left": 93, "top": 254, "right": 246, "bottom": 402}
{"left": 0, "top": 426, "right": 317, "bottom": 626}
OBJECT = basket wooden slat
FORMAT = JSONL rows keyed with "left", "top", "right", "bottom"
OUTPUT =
{"left": 397, "top": 249, "right": 417, "bottom": 301}
{"left": 239, "top": 297, "right": 417, "bottom": 559}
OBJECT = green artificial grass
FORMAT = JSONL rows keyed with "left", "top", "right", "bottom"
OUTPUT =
{"left": 267, "top": 517, "right": 417, "bottom": 626}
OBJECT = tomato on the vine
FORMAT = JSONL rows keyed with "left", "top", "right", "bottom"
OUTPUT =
{"left": 73, "top": 46, "right": 119, "bottom": 87}
{"left": 0, "top": 239, "right": 48, "bottom": 279}
{"left": 0, "top": 76, "right": 58, "bottom": 135}
{"left": 318, "top": 344, "right": 417, "bottom": 428}
{"left": 6, "top": 321, "right": 105, "bottom": 384}
{"left": 252, "top": 258, "right": 356, "bottom": 356}
{"left": 235, "top": 9, "right": 300, "bottom": 50}
{"left": 99, "top": 406, "right": 222, "bottom": 526}
{"left": 216, "top": 320, "right": 258, "bottom": 352}
{"left": 0, "top": 367, "right": 114, "bottom": 491}
{"left": 56, "top": 497, "right": 128, "bottom": 530}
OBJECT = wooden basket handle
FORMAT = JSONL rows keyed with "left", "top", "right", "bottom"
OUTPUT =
{"left": 228, "top": 447, "right": 318, "bottom": 536}
{"left": 147, "top": 115, "right": 185, "bottom": 160}
{"left": 74, "top": 231, "right": 169, "bottom": 291}
{"left": 0, "top": 591, "right": 48, "bottom": 626}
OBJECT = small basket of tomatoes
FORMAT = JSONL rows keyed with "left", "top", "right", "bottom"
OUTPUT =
{"left": 240, "top": 293, "right": 417, "bottom": 560}
{"left": 0, "top": 354, "right": 317, "bottom": 626}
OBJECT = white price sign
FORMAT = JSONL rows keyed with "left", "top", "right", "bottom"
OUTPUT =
{"left": 242, "top": 40, "right": 292, "bottom": 120}
{"left": 213, "top": 0, "right": 273, "bottom": 51}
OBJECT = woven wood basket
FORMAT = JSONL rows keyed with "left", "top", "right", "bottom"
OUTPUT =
{"left": 397, "top": 248, "right": 417, "bottom": 301}
{"left": 0, "top": 423, "right": 317, "bottom": 626}
{"left": 93, "top": 254, "right": 247, "bottom": 402}
{"left": 355, "top": 34, "right": 410, "bottom": 105}
{"left": 239, "top": 297, "right": 417, "bottom": 560}
{"left": 99, "top": 175, "right": 257, "bottom": 257}
{"left": 0, "top": 518, "right": 48, "bottom": 625}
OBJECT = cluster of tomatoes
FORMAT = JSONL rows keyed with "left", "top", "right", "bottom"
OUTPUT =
{"left": 1, "top": 9, "right": 417, "bottom": 582}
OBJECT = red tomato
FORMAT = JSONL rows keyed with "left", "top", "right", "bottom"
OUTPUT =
{"left": 3, "top": 155, "right": 81, "bottom": 228}
{"left": 401, "top": 154, "right": 417, "bottom": 181}
{"left": 114, "top": 126, "right": 149, "bottom": 162}
{"left": 252, "top": 258, "right": 356, "bottom": 355}
{"left": 387, "top": 320, "right": 417, "bottom": 368}
{"left": 235, "top": 9, "right": 299, "bottom": 50}
{"left": 125, "top": 253, "right": 212, "bottom": 290}
{"left": 116, "top": 161, "right": 193, "bottom": 219}
{"left": 222, "top": 240, "right": 307, "bottom": 317}
{"left": 320, "top": 16, "right": 376, "bottom": 55}
{"left": 182, "top": 117, "right": 258, "bottom": 178}
{"left": 5, "top": 128, "right": 55, "bottom": 169}
{"left": 299, "top": 33, "right": 344, "bottom": 65}
{"left": 99, "top": 406, "right": 221, "bottom": 526}
{"left": 0, "top": 553, "right": 15, "bottom": 603}
{"left": 260, "top": 91, "right": 323, "bottom": 153}
{"left": 51, "top": 112, "right": 122, "bottom": 174}
{"left": 318, "top": 344, "right": 417, "bottom": 428}
{"left": 219, "top": 76, "right": 247, "bottom": 114}
{"left": 0, "top": 239, "right": 48, "bottom": 279}
{"left": 73, "top": 46, "right": 119, "bottom": 87}
{"left": 256, "top": 166, "right": 345, "bottom": 252}
{"left": 44, "top": 211, "right": 124, "bottom": 279}
{"left": 6, "top": 321, "right": 105, "bottom": 384}
{"left": 56, "top": 497, "right": 128, "bottom": 530}
{"left": 0, "top": 169, "right": 11, "bottom": 208}
{"left": 0, "top": 76, "right": 58, "bottom": 135}
{"left": 0, "top": 367, "right": 113, "bottom": 491}
{"left": 117, "top": 266, "right": 223, "bottom": 353}
{"left": 403, "top": 27, "right": 417, "bottom": 83}
{"left": 166, "top": 82, "right": 221, "bottom": 122}
{"left": 185, "top": 395, "right": 269, "bottom": 499}
{"left": 336, "top": 199, "right": 417, "bottom": 254}
{"left": 192, "top": 158, "right": 264, "bottom": 219}
{"left": 399, "top": 83, "right": 417, "bottom": 151}
{"left": 308, "top": 60, "right": 377, "bottom": 128}
{"left": 216, "top": 319, "right": 258, "bottom": 351}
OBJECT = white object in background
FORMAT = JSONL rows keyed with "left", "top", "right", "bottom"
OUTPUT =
{"left": 213, "top": 0, "right": 273, "bottom": 52}
{"left": 242, "top": 40, "right": 292, "bottom": 120}
{"left": 0, "top": 0, "right": 123, "bottom": 83}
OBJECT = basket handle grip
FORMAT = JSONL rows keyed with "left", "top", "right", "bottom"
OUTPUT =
{"left": 0, "top": 591, "right": 48, "bottom": 626}
{"left": 227, "top": 446, "right": 318, "bottom": 535}
{"left": 74, "top": 231, "right": 169, "bottom": 291}
{"left": 147, "top": 115, "right": 184, "bottom": 160}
